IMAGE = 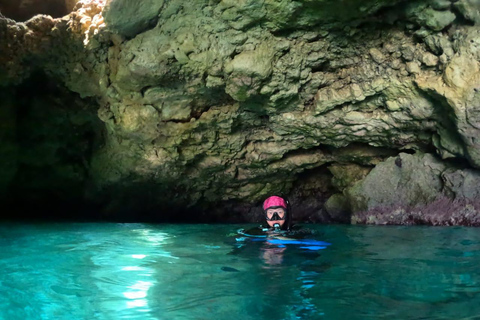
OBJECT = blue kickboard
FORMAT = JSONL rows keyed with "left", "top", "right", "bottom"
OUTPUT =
{"left": 236, "top": 229, "right": 331, "bottom": 251}
{"left": 267, "top": 239, "right": 331, "bottom": 247}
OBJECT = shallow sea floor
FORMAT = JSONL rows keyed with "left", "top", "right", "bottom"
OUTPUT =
{"left": 1, "top": 223, "right": 480, "bottom": 320}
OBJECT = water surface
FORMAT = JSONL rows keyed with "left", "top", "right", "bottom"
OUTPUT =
{"left": 1, "top": 223, "right": 480, "bottom": 319}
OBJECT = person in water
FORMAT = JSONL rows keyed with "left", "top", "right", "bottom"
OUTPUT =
{"left": 233, "top": 195, "right": 329, "bottom": 273}
{"left": 238, "top": 195, "right": 293, "bottom": 237}
{"left": 234, "top": 195, "right": 327, "bottom": 265}
{"left": 263, "top": 195, "right": 291, "bottom": 232}
{"left": 238, "top": 195, "right": 319, "bottom": 239}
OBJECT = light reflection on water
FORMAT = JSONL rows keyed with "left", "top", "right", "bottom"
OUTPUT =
{"left": 0, "top": 223, "right": 480, "bottom": 319}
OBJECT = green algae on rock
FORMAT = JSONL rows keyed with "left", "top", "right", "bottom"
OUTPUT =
{"left": 102, "top": 0, "right": 164, "bottom": 38}
{"left": 1, "top": 0, "right": 480, "bottom": 224}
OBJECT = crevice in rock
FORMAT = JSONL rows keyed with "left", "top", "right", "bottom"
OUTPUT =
{"left": 311, "top": 61, "right": 331, "bottom": 73}
{"left": 161, "top": 118, "right": 192, "bottom": 124}
{"left": 450, "top": 4, "right": 476, "bottom": 27}
{"left": 418, "top": 88, "right": 467, "bottom": 158}
{"left": 267, "top": 143, "right": 410, "bottom": 223}
{"left": 314, "top": 92, "right": 383, "bottom": 116}
{"left": 401, "top": 148, "right": 417, "bottom": 155}
{"left": 289, "top": 164, "right": 335, "bottom": 223}
{"left": 140, "top": 85, "right": 153, "bottom": 97}
{"left": 0, "top": 0, "right": 77, "bottom": 22}
{"left": 279, "top": 144, "right": 332, "bottom": 159}
{"left": 441, "top": 155, "right": 476, "bottom": 171}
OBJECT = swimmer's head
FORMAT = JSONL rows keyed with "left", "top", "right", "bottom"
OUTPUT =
{"left": 263, "top": 196, "right": 288, "bottom": 229}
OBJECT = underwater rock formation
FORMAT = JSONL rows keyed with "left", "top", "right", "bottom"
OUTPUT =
{"left": 1, "top": 0, "right": 480, "bottom": 224}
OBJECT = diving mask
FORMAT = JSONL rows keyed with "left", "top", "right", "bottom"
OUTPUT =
{"left": 265, "top": 210, "right": 285, "bottom": 221}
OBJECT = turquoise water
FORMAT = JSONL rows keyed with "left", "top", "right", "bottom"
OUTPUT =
{"left": 1, "top": 223, "right": 480, "bottom": 320}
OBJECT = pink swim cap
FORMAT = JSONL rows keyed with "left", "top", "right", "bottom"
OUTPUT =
{"left": 263, "top": 196, "right": 287, "bottom": 211}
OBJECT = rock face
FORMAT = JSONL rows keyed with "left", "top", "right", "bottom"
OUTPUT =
{"left": 1, "top": 0, "right": 480, "bottom": 223}
{"left": 0, "top": 0, "right": 78, "bottom": 21}
{"left": 346, "top": 153, "right": 480, "bottom": 226}
{"left": 102, "top": 0, "right": 164, "bottom": 38}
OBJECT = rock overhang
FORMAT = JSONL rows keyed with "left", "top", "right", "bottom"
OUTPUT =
{"left": 1, "top": 0, "right": 480, "bottom": 224}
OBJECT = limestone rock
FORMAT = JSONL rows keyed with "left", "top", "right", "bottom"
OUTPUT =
{"left": 421, "top": 52, "right": 438, "bottom": 67}
{"left": 424, "top": 9, "right": 456, "bottom": 31}
{"left": 217, "top": 0, "right": 407, "bottom": 31}
{"left": 443, "top": 168, "right": 480, "bottom": 200}
{"left": 443, "top": 55, "right": 479, "bottom": 89}
{"left": 347, "top": 153, "right": 480, "bottom": 225}
{"left": 225, "top": 42, "right": 276, "bottom": 101}
{"left": 347, "top": 153, "right": 446, "bottom": 213}
{"left": 416, "top": 39, "right": 480, "bottom": 168}
{"left": 369, "top": 48, "right": 385, "bottom": 64}
{"left": 2, "top": 0, "right": 480, "bottom": 224}
{"left": 454, "top": 0, "right": 480, "bottom": 24}
{"left": 430, "top": 0, "right": 452, "bottom": 10}
{"left": 406, "top": 61, "right": 421, "bottom": 74}
{"left": 407, "top": 5, "right": 456, "bottom": 31}
{"left": 103, "top": 0, "right": 164, "bottom": 38}
{"left": 328, "top": 163, "right": 371, "bottom": 191}
{"left": 325, "top": 193, "right": 350, "bottom": 222}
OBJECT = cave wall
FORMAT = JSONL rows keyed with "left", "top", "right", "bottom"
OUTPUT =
{"left": 0, "top": 72, "right": 102, "bottom": 218}
{"left": 0, "top": 0, "right": 78, "bottom": 21}
{"left": 1, "top": 0, "right": 480, "bottom": 223}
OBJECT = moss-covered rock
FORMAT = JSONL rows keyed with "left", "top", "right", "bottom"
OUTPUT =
{"left": 328, "top": 163, "right": 371, "bottom": 191}
{"left": 454, "top": 0, "right": 480, "bottom": 25}
{"left": 324, "top": 193, "right": 350, "bottom": 222}
{"left": 103, "top": 0, "right": 164, "bottom": 38}
{"left": 2, "top": 0, "right": 480, "bottom": 223}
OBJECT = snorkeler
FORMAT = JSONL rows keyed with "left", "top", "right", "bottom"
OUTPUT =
{"left": 235, "top": 195, "right": 328, "bottom": 249}
{"left": 238, "top": 195, "right": 292, "bottom": 237}
{"left": 263, "top": 195, "right": 291, "bottom": 232}
{"left": 237, "top": 195, "right": 321, "bottom": 240}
